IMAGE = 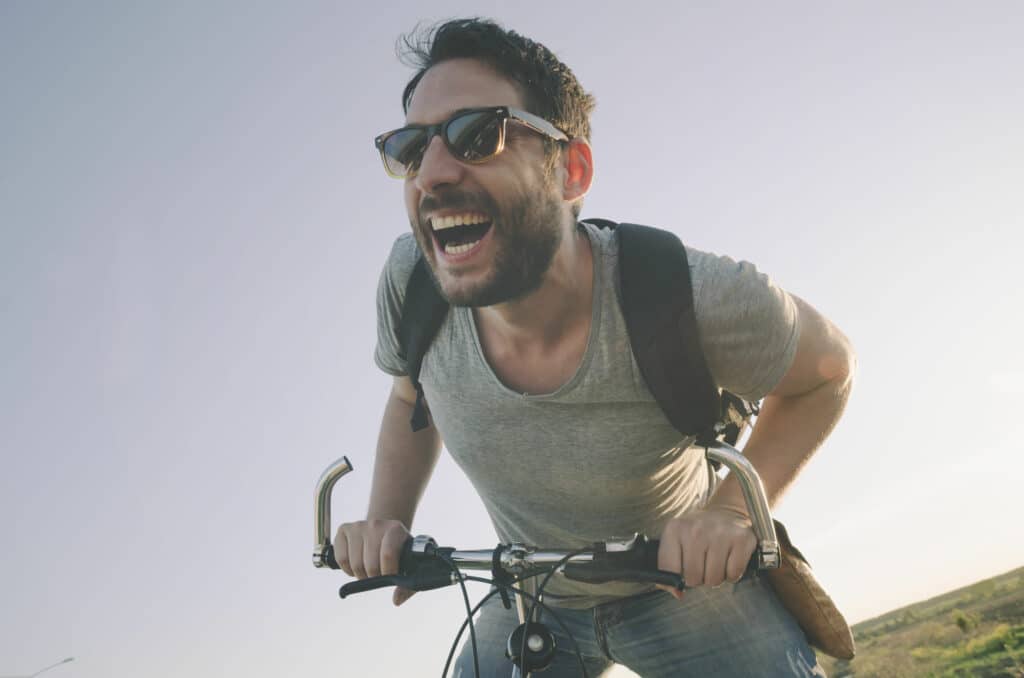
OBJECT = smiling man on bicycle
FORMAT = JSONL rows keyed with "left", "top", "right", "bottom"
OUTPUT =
{"left": 336, "top": 18, "right": 854, "bottom": 677}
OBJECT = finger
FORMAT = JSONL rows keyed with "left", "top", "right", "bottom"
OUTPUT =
{"left": 655, "top": 583, "right": 684, "bottom": 601}
{"left": 657, "top": 528, "right": 682, "bottom": 576}
{"left": 725, "top": 534, "right": 758, "bottom": 583}
{"left": 348, "top": 530, "right": 368, "bottom": 580}
{"left": 380, "top": 525, "right": 409, "bottom": 576}
{"left": 683, "top": 539, "right": 708, "bottom": 588}
{"left": 703, "top": 545, "right": 728, "bottom": 588}
{"left": 657, "top": 529, "right": 685, "bottom": 600}
{"left": 334, "top": 525, "right": 352, "bottom": 576}
{"left": 363, "top": 534, "right": 382, "bottom": 578}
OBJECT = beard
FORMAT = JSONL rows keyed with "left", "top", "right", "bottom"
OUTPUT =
{"left": 412, "top": 185, "right": 564, "bottom": 308}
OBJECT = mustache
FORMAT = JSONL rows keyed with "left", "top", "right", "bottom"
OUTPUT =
{"left": 419, "top": 190, "right": 497, "bottom": 220}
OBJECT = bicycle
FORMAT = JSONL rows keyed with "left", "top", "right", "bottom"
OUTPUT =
{"left": 313, "top": 439, "right": 782, "bottom": 677}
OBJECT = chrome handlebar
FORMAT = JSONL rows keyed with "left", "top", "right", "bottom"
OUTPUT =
{"left": 312, "top": 456, "right": 353, "bottom": 569}
{"left": 704, "top": 441, "right": 780, "bottom": 569}
{"left": 312, "top": 441, "right": 780, "bottom": 571}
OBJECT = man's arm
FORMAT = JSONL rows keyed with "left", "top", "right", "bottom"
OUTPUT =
{"left": 708, "top": 294, "right": 855, "bottom": 513}
{"left": 366, "top": 375, "right": 443, "bottom": 524}
{"left": 658, "top": 296, "right": 855, "bottom": 593}
{"left": 335, "top": 375, "right": 442, "bottom": 605}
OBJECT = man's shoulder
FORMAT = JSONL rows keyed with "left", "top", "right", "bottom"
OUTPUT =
{"left": 582, "top": 219, "right": 716, "bottom": 266}
{"left": 374, "top": 233, "right": 425, "bottom": 378}
{"left": 387, "top": 231, "right": 422, "bottom": 264}
{"left": 682, "top": 245, "right": 737, "bottom": 293}
{"left": 681, "top": 245, "right": 777, "bottom": 303}
{"left": 382, "top": 232, "right": 424, "bottom": 292}
{"left": 586, "top": 220, "right": 724, "bottom": 287}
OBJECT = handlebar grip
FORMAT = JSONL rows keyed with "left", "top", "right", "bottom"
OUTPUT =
{"left": 562, "top": 537, "right": 761, "bottom": 590}
{"left": 645, "top": 538, "right": 762, "bottom": 580}
{"left": 397, "top": 537, "right": 419, "bottom": 573}
{"left": 562, "top": 537, "right": 685, "bottom": 589}
{"left": 562, "top": 563, "right": 684, "bottom": 589}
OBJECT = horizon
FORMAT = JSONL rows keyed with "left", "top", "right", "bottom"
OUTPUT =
{"left": 852, "top": 564, "right": 1024, "bottom": 627}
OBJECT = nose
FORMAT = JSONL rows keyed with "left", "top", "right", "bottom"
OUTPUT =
{"left": 413, "top": 134, "right": 464, "bottom": 194}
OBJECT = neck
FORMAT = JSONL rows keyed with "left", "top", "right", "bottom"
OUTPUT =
{"left": 475, "top": 222, "right": 593, "bottom": 350}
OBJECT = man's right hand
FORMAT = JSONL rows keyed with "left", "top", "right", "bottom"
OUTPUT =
{"left": 335, "top": 519, "right": 416, "bottom": 606}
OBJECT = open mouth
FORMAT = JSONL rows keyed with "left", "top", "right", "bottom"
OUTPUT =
{"left": 430, "top": 213, "right": 494, "bottom": 256}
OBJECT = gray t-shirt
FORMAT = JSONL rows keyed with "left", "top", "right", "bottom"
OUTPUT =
{"left": 374, "top": 222, "right": 799, "bottom": 607}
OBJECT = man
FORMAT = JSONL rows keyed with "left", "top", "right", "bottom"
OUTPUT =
{"left": 336, "top": 18, "right": 853, "bottom": 677}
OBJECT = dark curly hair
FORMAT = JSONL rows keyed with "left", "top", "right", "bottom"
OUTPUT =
{"left": 398, "top": 18, "right": 596, "bottom": 201}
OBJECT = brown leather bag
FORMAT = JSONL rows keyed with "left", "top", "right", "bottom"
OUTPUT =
{"left": 765, "top": 520, "right": 856, "bottom": 660}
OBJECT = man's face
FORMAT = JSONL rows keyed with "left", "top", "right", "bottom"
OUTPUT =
{"left": 403, "top": 58, "right": 565, "bottom": 307}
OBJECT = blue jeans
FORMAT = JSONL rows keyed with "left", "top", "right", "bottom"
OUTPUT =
{"left": 452, "top": 575, "right": 827, "bottom": 677}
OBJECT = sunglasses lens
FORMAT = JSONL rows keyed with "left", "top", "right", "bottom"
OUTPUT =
{"left": 446, "top": 110, "right": 503, "bottom": 162}
{"left": 378, "top": 110, "right": 505, "bottom": 178}
{"left": 382, "top": 128, "right": 428, "bottom": 177}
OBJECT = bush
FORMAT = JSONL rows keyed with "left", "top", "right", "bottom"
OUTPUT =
{"left": 952, "top": 608, "right": 980, "bottom": 634}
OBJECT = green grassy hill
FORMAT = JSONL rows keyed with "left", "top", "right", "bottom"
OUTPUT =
{"left": 819, "top": 566, "right": 1024, "bottom": 677}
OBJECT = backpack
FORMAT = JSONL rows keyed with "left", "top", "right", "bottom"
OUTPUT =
{"left": 397, "top": 219, "right": 759, "bottom": 449}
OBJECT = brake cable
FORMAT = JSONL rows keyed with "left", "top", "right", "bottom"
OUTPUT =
{"left": 440, "top": 575, "right": 591, "bottom": 678}
{"left": 519, "top": 547, "right": 592, "bottom": 677}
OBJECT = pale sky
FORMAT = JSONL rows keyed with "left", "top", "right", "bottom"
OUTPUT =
{"left": 2, "top": 2, "right": 1022, "bottom": 677}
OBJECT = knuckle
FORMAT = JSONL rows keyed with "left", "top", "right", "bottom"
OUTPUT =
{"left": 338, "top": 520, "right": 368, "bottom": 540}
{"left": 384, "top": 524, "right": 407, "bottom": 543}
{"left": 368, "top": 518, "right": 396, "bottom": 532}
{"left": 686, "top": 534, "right": 708, "bottom": 553}
{"left": 388, "top": 521, "right": 409, "bottom": 536}
{"left": 685, "top": 523, "right": 707, "bottom": 543}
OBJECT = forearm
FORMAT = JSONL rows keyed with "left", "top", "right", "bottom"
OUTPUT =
{"left": 709, "top": 367, "right": 854, "bottom": 513}
{"left": 366, "top": 385, "right": 442, "bottom": 526}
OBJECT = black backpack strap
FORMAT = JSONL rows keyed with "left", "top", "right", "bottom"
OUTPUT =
{"left": 397, "top": 256, "right": 450, "bottom": 431}
{"left": 397, "top": 221, "right": 753, "bottom": 442}
{"left": 615, "top": 223, "right": 722, "bottom": 442}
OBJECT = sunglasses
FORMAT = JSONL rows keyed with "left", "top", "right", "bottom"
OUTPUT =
{"left": 374, "top": 106, "right": 570, "bottom": 179}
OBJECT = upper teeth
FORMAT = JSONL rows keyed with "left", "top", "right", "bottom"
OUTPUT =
{"left": 431, "top": 213, "right": 489, "bottom": 231}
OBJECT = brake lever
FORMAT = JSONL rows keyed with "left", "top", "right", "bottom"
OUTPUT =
{"left": 339, "top": 566, "right": 456, "bottom": 598}
{"left": 339, "top": 541, "right": 457, "bottom": 599}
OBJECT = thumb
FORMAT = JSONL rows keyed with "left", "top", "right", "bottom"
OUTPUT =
{"left": 393, "top": 586, "right": 416, "bottom": 607}
{"left": 655, "top": 583, "right": 684, "bottom": 601}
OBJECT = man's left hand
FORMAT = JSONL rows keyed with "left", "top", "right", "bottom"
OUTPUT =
{"left": 656, "top": 507, "right": 757, "bottom": 599}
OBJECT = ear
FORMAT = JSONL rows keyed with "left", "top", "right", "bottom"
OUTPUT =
{"left": 560, "top": 138, "right": 594, "bottom": 203}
